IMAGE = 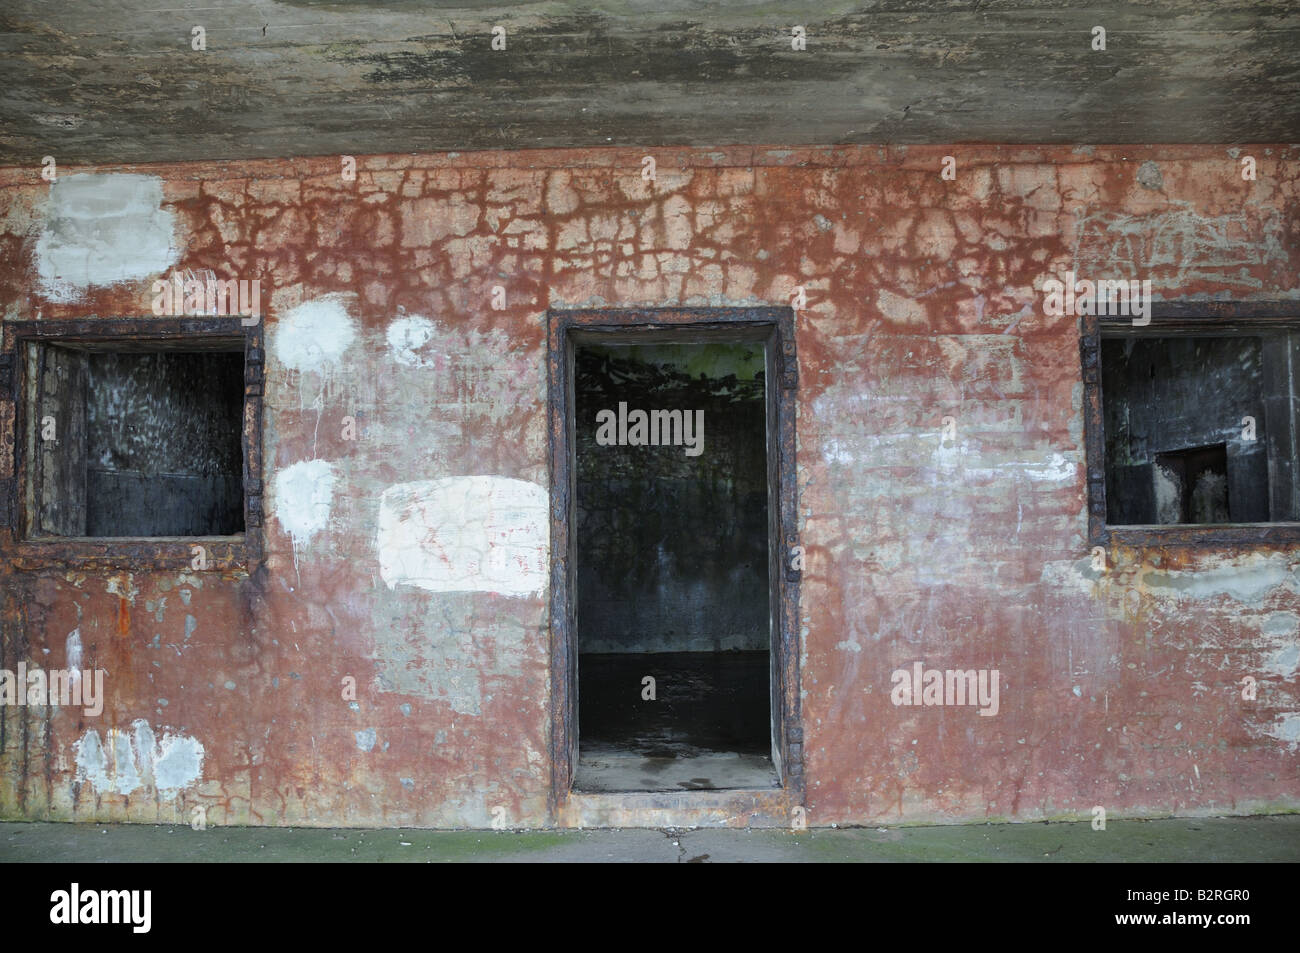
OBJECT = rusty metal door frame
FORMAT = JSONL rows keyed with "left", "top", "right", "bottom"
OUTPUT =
{"left": 545, "top": 307, "right": 802, "bottom": 814}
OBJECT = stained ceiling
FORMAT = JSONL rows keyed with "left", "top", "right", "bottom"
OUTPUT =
{"left": 1, "top": 0, "right": 1298, "bottom": 165}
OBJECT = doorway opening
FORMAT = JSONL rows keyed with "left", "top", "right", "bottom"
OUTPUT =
{"left": 548, "top": 307, "right": 801, "bottom": 805}
{"left": 574, "top": 340, "right": 772, "bottom": 791}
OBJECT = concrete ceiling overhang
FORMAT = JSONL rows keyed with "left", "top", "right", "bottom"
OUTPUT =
{"left": 1, "top": 0, "right": 1298, "bottom": 166}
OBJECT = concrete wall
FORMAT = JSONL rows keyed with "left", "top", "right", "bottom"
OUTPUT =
{"left": 0, "top": 145, "right": 1297, "bottom": 827}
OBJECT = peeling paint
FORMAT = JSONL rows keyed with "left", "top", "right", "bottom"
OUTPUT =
{"left": 73, "top": 720, "right": 204, "bottom": 797}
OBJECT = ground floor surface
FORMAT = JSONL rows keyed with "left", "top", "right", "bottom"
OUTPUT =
{"left": 3, "top": 815, "right": 1297, "bottom": 863}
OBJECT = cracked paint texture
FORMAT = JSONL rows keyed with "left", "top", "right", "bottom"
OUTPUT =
{"left": 1, "top": 144, "right": 1298, "bottom": 827}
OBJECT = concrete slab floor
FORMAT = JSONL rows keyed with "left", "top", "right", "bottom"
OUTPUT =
{"left": 2, "top": 815, "right": 1297, "bottom": 863}
{"left": 574, "top": 750, "right": 780, "bottom": 792}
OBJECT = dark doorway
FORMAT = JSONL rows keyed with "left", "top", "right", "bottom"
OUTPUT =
{"left": 547, "top": 308, "right": 803, "bottom": 805}
{"left": 570, "top": 339, "right": 777, "bottom": 792}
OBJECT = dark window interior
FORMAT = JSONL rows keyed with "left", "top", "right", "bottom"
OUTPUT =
{"left": 1101, "top": 334, "right": 1299, "bottom": 525}
{"left": 572, "top": 340, "right": 777, "bottom": 792}
{"left": 34, "top": 345, "right": 244, "bottom": 538}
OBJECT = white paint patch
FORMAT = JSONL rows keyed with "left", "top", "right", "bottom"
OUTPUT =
{"left": 936, "top": 446, "right": 1075, "bottom": 482}
{"left": 273, "top": 294, "right": 357, "bottom": 372}
{"left": 1260, "top": 612, "right": 1300, "bottom": 678}
{"left": 108, "top": 730, "right": 141, "bottom": 793}
{"left": 152, "top": 734, "right": 205, "bottom": 794}
{"left": 821, "top": 438, "right": 856, "bottom": 467}
{"left": 73, "top": 719, "right": 204, "bottom": 797}
{"left": 35, "top": 173, "right": 179, "bottom": 302}
{"left": 65, "top": 629, "right": 83, "bottom": 691}
{"left": 72, "top": 732, "right": 110, "bottom": 789}
{"left": 1039, "top": 559, "right": 1105, "bottom": 600}
{"left": 1143, "top": 554, "right": 1298, "bottom": 604}
{"left": 387, "top": 314, "right": 439, "bottom": 367}
{"left": 1260, "top": 611, "right": 1299, "bottom": 637}
{"left": 132, "top": 721, "right": 156, "bottom": 785}
{"left": 932, "top": 442, "right": 1076, "bottom": 485}
{"left": 377, "top": 476, "right": 548, "bottom": 596}
{"left": 272, "top": 459, "right": 337, "bottom": 545}
{"left": 1266, "top": 644, "right": 1300, "bottom": 679}
{"left": 1017, "top": 452, "right": 1076, "bottom": 483}
{"left": 355, "top": 728, "right": 377, "bottom": 752}
{"left": 1264, "top": 712, "right": 1300, "bottom": 750}
{"left": 932, "top": 439, "right": 968, "bottom": 469}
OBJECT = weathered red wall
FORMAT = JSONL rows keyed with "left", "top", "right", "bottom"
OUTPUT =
{"left": 1, "top": 145, "right": 1297, "bottom": 827}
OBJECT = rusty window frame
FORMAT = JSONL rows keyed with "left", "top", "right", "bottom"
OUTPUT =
{"left": 546, "top": 306, "right": 802, "bottom": 808}
{"left": 0, "top": 317, "right": 264, "bottom": 572}
{"left": 1081, "top": 300, "right": 1300, "bottom": 547}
